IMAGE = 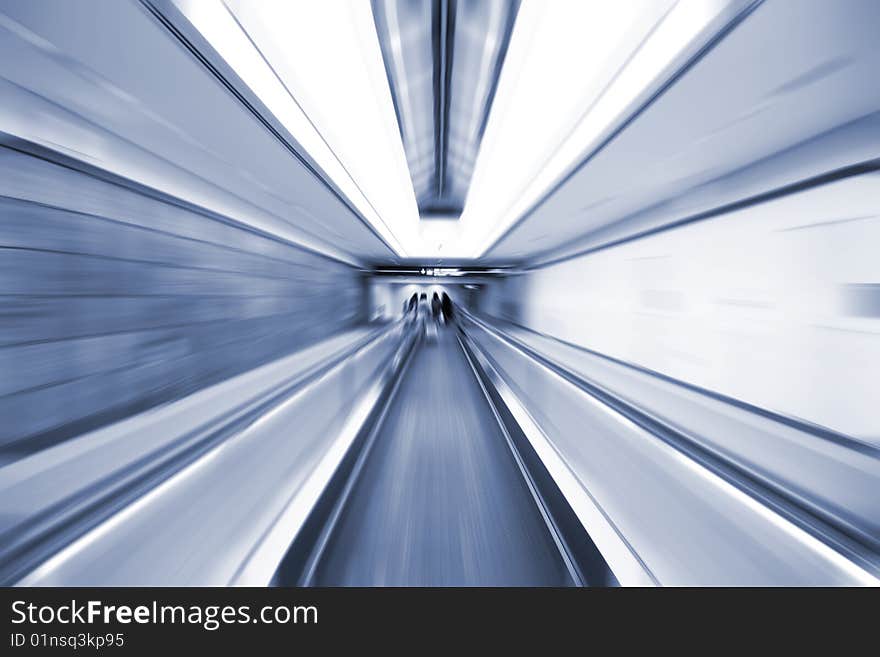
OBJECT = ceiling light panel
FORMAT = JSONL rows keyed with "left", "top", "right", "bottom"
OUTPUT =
{"left": 373, "top": 0, "right": 520, "bottom": 220}
{"left": 173, "top": 0, "right": 418, "bottom": 256}
{"left": 454, "top": 0, "right": 744, "bottom": 259}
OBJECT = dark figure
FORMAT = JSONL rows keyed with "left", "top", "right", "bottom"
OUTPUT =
{"left": 441, "top": 292, "right": 454, "bottom": 322}
{"left": 431, "top": 292, "right": 442, "bottom": 320}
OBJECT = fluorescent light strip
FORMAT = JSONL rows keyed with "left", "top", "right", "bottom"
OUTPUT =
{"left": 460, "top": 0, "right": 746, "bottom": 259}
{"left": 172, "top": 0, "right": 409, "bottom": 256}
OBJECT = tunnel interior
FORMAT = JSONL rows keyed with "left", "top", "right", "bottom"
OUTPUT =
{"left": 1, "top": 0, "right": 879, "bottom": 587}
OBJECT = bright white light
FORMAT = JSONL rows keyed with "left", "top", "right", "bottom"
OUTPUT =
{"left": 173, "top": 0, "right": 418, "bottom": 257}
{"left": 172, "top": 0, "right": 743, "bottom": 262}
{"left": 454, "top": 0, "right": 744, "bottom": 258}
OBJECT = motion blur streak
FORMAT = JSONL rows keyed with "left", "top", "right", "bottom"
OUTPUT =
{"left": 0, "top": 0, "right": 878, "bottom": 586}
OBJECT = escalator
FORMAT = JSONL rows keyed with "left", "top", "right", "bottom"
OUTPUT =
{"left": 280, "top": 321, "right": 582, "bottom": 586}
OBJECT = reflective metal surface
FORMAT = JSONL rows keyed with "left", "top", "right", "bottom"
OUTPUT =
{"left": 373, "top": 0, "right": 519, "bottom": 218}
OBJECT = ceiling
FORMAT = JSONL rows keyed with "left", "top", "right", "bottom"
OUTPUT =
{"left": 485, "top": 0, "right": 880, "bottom": 267}
{"left": 171, "top": 0, "right": 756, "bottom": 263}
{"left": 13, "top": 0, "right": 877, "bottom": 269}
{"left": 0, "top": 0, "right": 401, "bottom": 265}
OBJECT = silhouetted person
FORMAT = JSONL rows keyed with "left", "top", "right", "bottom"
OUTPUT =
{"left": 441, "top": 292, "right": 454, "bottom": 323}
{"left": 431, "top": 292, "right": 442, "bottom": 321}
